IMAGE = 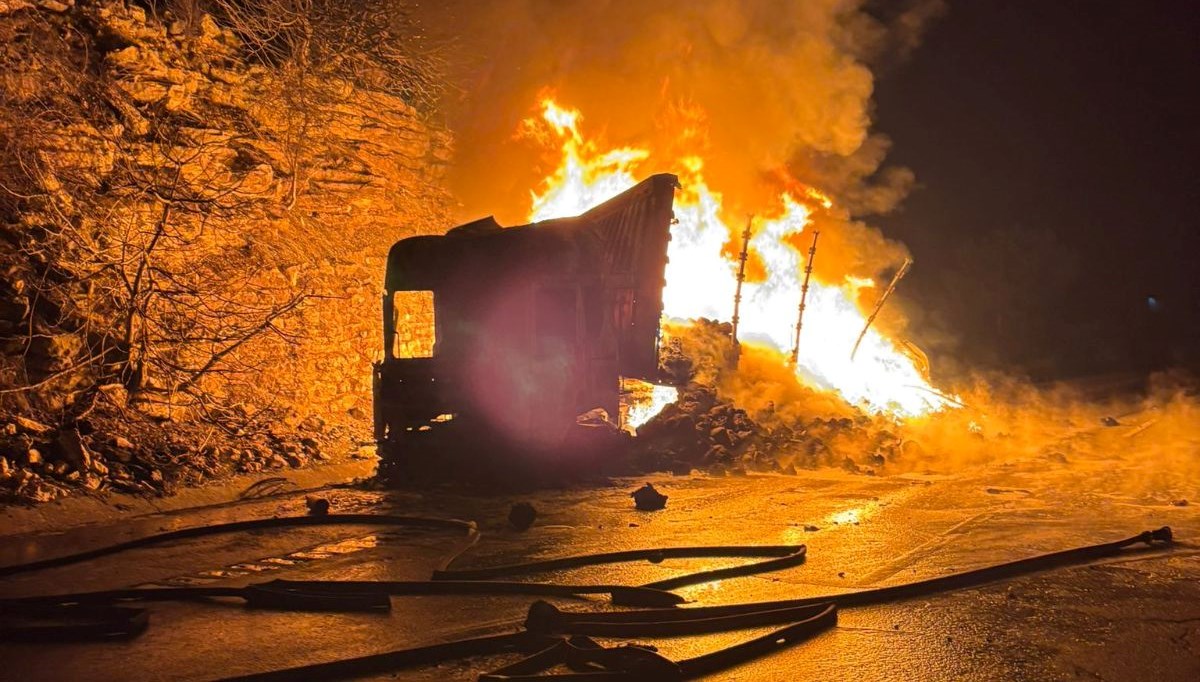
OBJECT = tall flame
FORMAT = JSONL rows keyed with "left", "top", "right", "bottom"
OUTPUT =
{"left": 525, "top": 98, "right": 948, "bottom": 419}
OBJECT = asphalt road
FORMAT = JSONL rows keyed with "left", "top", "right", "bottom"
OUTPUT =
{"left": 1, "top": 425, "right": 1198, "bottom": 681}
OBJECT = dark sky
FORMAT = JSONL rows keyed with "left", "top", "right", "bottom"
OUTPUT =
{"left": 872, "top": 2, "right": 1199, "bottom": 381}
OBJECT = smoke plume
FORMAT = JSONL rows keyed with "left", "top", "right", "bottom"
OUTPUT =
{"left": 424, "top": 0, "right": 945, "bottom": 229}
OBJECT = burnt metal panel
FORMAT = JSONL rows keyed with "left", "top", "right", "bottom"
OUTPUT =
{"left": 575, "top": 173, "right": 679, "bottom": 379}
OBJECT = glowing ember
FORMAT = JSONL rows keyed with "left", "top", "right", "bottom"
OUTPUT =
{"left": 525, "top": 98, "right": 950, "bottom": 419}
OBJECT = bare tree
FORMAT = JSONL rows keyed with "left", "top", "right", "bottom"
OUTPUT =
{"left": 197, "top": 0, "right": 446, "bottom": 109}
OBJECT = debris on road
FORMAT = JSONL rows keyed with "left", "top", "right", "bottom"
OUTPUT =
{"left": 306, "top": 496, "right": 331, "bottom": 515}
{"left": 509, "top": 502, "right": 537, "bottom": 530}
{"left": 632, "top": 483, "right": 668, "bottom": 511}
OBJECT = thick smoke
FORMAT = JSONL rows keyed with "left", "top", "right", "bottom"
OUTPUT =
{"left": 666, "top": 319, "right": 1200, "bottom": 495}
{"left": 425, "top": 0, "right": 945, "bottom": 230}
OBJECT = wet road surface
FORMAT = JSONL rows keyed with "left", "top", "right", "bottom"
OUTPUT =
{"left": 1, "top": 433, "right": 1198, "bottom": 681}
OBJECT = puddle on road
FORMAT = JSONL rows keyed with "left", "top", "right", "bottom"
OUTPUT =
{"left": 145, "top": 533, "right": 384, "bottom": 586}
{"left": 821, "top": 499, "right": 884, "bottom": 527}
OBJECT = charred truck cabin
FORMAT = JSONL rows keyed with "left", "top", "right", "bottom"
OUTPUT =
{"left": 374, "top": 173, "right": 680, "bottom": 477}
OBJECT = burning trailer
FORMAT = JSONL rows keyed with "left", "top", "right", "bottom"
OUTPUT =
{"left": 374, "top": 174, "right": 680, "bottom": 481}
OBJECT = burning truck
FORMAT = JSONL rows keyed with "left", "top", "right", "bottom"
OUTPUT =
{"left": 374, "top": 174, "right": 680, "bottom": 480}
{"left": 374, "top": 98, "right": 955, "bottom": 482}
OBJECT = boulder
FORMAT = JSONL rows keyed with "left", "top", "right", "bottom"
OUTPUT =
{"left": 98, "top": 383, "right": 129, "bottom": 407}
{"left": 26, "top": 333, "right": 83, "bottom": 373}
{"left": 56, "top": 428, "right": 92, "bottom": 470}
{"left": 35, "top": 0, "right": 72, "bottom": 13}
{"left": 14, "top": 415, "right": 52, "bottom": 434}
{"left": 508, "top": 502, "right": 537, "bottom": 531}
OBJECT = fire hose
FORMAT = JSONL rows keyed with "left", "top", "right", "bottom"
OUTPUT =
{"left": 0, "top": 514, "right": 803, "bottom": 637}
{"left": 0, "top": 513, "right": 1176, "bottom": 680}
{"left": 479, "top": 607, "right": 840, "bottom": 682}
{"left": 215, "top": 526, "right": 1176, "bottom": 682}
{"left": 0, "top": 513, "right": 482, "bottom": 578}
{"left": 214, "top": 605, "right": 842, "bottom": 682}
{"left": 432, "top": 544, "right": 809, "bottom": 593}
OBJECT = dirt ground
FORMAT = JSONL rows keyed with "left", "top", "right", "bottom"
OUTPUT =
{"left": 1, "top": 419, "right": 1198, "bottom": 682}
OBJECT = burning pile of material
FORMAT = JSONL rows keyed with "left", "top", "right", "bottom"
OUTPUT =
{"left": 630, "top": 320, "right": 910, "bottom": 477}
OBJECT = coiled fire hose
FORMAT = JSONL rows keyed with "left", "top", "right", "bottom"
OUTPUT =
{"left": 0, "top": 513, "right": 1175, "bottom": 681}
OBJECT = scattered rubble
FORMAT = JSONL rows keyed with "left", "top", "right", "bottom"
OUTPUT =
{"left": 14, "top": 416, "right": 52, "bottom": 434}
{"left": 1, "top": 404, "right": 355, "bottom": 505}
{"left": 631, "top": 383, "right": 905, "bottom": 478}
{"left": 306, "top": 495, "right": 331, "bottom": 516}
{"left": 631, "top": 483, "right": 668, "bottom": 511}
{"left": 626, "top": 319, "right": 921, "bottom": 479}
{"left": 56, "top": 428, "right": 92, "bottom": 471}
{"left": 508, "top": 502, "right": 537, "bottom": 531}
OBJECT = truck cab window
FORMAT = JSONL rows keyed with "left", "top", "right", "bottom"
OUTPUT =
{"left": 393, "top": 290, "right": 436, "bottom": 359}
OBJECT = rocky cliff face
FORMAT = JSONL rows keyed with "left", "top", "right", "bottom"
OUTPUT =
{"left": 0, "top": 0, "right": 453, "bottom": 502}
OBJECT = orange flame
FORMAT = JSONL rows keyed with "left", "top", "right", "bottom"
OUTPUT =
{"left": 524, "top": 98, "right": 952, "bottom": 420}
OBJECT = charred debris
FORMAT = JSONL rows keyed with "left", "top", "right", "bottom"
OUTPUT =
{"left": 632, "top": 320, "right": 909, "bottom": 478}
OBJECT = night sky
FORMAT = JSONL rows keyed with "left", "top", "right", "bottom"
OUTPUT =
{"left": 873, "top": 2, "right": 1199, "bottom": 381}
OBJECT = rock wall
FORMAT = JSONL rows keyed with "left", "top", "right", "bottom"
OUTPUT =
{"left": 0, "top": 0, "right": 454, "bottom": 501}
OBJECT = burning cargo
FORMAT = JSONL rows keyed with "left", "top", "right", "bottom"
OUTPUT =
{"left": 374, "top": 174, "right": 680, "bottom": 479}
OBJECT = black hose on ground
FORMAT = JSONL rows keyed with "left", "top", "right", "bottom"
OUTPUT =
{"left": 4, "top": 530, "right": 810, "bottom": 612}
{"left": 255, "top": 578, "right": 685, "bottom": 607}
{"left": 696, "top": 526, "right": 1174, "bottom": 611}
{"left": 524, "top": 599, "right": 834, "bottom": 637}
{"left": 641, "top": 547, "right": 805, "bottom": 591}
{"left": 220, "top": 631, "right": 560, "bottom": 682}
{"left": 0, "top": 513, "right": 479, "bottom": 640}
{"left": 2, "top": 542, "right": 819, "bottom": 614}
{"left": 1, "top": 511, "right": 1176, "bottom": 681}
{"left": 0, "top": 603, "right": 151, "bottom": 642}
{"left": 430, "top": 543, "right": 807, "bottom": 603}
{"left": 676, "top": 604, "right": 839, "bottom": 680}
{"left": 0, "top": 584, "right": 393, "bottom": 612}
{"left": 0, "top": 514, "right": 481, "bottom": 578}
{"left": 518, "top": 526, "right": 1175, "bottom": 636}
{"left": 432, "top": 545, "right": 804, "bottom": 581}
{"left": 212, "top": 526, "right": 1174, "bottom": 682}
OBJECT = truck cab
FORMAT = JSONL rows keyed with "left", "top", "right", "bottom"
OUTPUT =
{"left": 374, "top": 174, "right": 679, "bottom": 480}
